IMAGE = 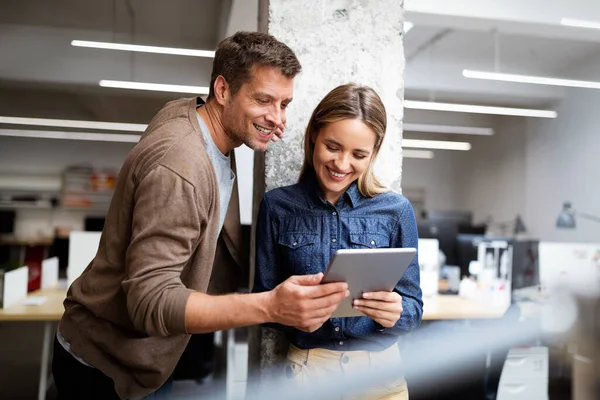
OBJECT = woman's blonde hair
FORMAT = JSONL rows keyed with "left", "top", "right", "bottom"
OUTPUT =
{"left": 298, "top": 83, "right": 388, "bottom": 197}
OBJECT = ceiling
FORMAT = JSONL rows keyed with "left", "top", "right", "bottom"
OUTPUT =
{"left": 0, "top": 0, "right": 228, "bottom": 123}
{"left": 404, "top": 0, "right": 600, "bottom": 111}
{"left": 1, "top": 0, "right": 600, "bottom": 125}
{"left": 0, "top": 0, "right": 223, "bottom": 48}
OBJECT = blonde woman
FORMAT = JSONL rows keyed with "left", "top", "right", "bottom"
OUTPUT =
{"left": 254, "top": 83, "right": 423, "bottom": 399}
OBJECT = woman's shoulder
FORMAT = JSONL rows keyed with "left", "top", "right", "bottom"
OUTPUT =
{"left": 371, "top": 190, "right": 412, "bottom": 210}
{"left": 263, "top": 182, "right": 306, "bottom": 205}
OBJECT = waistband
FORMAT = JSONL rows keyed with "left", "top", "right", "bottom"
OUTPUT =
{"left": 288, "top": 342, "right": 401, "bottom": 367}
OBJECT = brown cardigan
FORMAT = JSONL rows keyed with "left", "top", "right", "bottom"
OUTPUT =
{"left": 58, "top": 98, "right": 244, "bottom": 399}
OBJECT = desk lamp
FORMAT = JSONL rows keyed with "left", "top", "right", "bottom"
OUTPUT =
{"left": 556, "top": 202, "right": 600, "bottom": 229}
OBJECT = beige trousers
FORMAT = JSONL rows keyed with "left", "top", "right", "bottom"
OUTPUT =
{"left": 285, "top": 343, "right": 408, "bottom": 400}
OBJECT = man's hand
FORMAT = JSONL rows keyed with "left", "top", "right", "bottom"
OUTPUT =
{"left": 267, "top": 273, "right": 349, "bottom": 332}
{"left": 353, "top": 291, "right": 403, "bottom": 328}
{"left": 271, "top": 126, "right": 285, "bottom": 142}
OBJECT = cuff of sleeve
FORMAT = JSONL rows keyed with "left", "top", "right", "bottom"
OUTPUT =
{"left": 166, "top": 288, "right": 194, "bottom": 335}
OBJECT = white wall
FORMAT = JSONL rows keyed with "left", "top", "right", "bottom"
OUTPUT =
{"left": 402, "top": 149, "right": 469, "bottom": 213}
{"left": 525, "top": 86, "right": 600, "bottom": 242}
{"left": 453, "top": 51, "right": 600, "bottom": 243}
{"left": 523, "top": 51, "right": 600, "bottom": 242}
{"left": 401, "top": 109, "right": 492, "bottom": 214}
{"left": 462, "top": 116, "right": 527, "bottom": 225}
{"left": 404, "top": 89, "right": 600, "bottom": 243}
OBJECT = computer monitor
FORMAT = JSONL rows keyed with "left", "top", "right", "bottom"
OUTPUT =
{"left": 84, "top": 216, "right": 106, "bottom": 232}
{"left": 455, "top": 234, "right": 488, "bottom": 278}
{"left": 511, "top": 240, "right": 539, "bottom": 290}
{"left": 0, "top": 210, "right": 15, "bottom": 234}
{"left": 455, "top": 235, "right": 540, "bottom": 289}
{"left": 425, "top": 211, "right": 473, "bottom": 266}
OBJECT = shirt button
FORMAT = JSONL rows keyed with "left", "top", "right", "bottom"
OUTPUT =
{"left": 332, "top": 238, "right": 337, "bottom": 243}
{"left": 342, "top": 356, "right": 349, "bottom": 364}
{"left": 334, "top": 327, "right": 340, "bottom": 332}
{"left": 339, "top": 341, "right": 344, "bottom": 345}
{"left": 332, "top": 211, "right": 337, "bottom": 216}
{"left": 293, "top": 242, "right": 297, "bottom": 246}
{"left": 370, "top": 240, "right": 375, "bottom": 245}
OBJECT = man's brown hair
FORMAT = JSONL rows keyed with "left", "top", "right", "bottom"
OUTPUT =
{"left": 207, "top": 31, "right": 302, "bottom": 100}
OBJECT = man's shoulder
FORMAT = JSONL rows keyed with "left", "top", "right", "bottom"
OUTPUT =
{"left": 126, "top": 99, "right": 213, "bottom": 189}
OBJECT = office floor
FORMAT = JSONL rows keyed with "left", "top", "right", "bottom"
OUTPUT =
{"left": 0, "top": 321, "right": 53, "bottom": 399}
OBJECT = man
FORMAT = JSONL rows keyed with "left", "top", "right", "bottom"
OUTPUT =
{"left": 52, "top": 31, "right": 349, "bottom": 400}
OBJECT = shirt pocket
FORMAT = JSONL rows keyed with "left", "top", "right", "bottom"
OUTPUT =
{"left": 348, "top": 232, "right": 390, "bottom": 249}
{"left": 278, "top": 233, "right": 319, "bottom": 275}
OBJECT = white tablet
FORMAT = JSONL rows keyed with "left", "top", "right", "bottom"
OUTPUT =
{"left": 322, "top": 248, "right": 417, "bottom": 318}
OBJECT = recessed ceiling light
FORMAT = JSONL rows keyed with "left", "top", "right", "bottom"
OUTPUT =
{"left": 0, "top": 129, "right": 140, "bottom": 143}
{"left": 463, "top": 69, "right": 600, "bottom": 90}
{"left": 0, "top": 116, "right": 146, "bottom": 132}
{"left": 560, "top": 18, "right": 600, "bottom": 30}
{"left": 404, "top": 100, "right": 557, "bottom": 118}
{"left": 403, "top": 149, "right": 434, "bottom": 159}
{"left": 404, "top": 122, "right": 494, "bottom": 136}
{"left": 99, "top": 80, "right": 210, "bottom": 95}
{"left": 402, "top": 139, "right": 471, "bottom": 151}
{"left": 71, "top": 40, "right": 215, "bottom": 58}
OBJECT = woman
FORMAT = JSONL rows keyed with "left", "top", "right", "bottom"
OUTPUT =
{"left": 253, "top": 83, "right": 423, "bottom": 399}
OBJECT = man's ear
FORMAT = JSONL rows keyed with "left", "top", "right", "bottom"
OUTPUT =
{"left": 213, "top": 75, "right": 230, "bottom": 106}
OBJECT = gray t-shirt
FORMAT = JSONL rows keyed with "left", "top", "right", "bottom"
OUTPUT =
{"left": 196, "top": 110, "right": 235, "bottom": 233}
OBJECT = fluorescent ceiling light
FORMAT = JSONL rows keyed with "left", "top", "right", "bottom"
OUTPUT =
{"left": 71, "top": 40, "right": 215, "bottom": 58}
{"left": 0, "top": 129, "right": 140, "bottom": 143}
{"left": 0, "top": 116, "right": 146, "bottom": 132}
{"left": 402, "top": 139, "right": 471, "bottom": 151}
{"left": 404, "top": 122, "right": 493, "bottom": 136}
{"left": 403, "top": 149, "right": 434, "bottom": 159}
{"left": 404, "top": 21, "right": 414, "bottom": 33}
{"left": 404, "top": 100, "right": 557, "bottom": 118}
{"left": 561, "top": 18, "right": 600, "bottom": 30}
{"left": 100, "top": 80, "right": 209, "bottom": 95}
{"left": 463, "top": 69, "right": 600, "bottom": 90}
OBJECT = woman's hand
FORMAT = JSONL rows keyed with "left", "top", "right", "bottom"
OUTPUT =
{"left": 353, "top": 291, "right": 403, "bottom": 328}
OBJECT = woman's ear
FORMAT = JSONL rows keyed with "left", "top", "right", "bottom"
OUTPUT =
{"left": 310, "top": 130, "right": 318, "bottom": 144}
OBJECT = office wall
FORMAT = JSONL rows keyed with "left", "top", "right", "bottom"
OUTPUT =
{"left": 462, "top": 87, "right": 600, "bottom": 243}
{"left": 456, "top": 52, "right": 600, "bottom": 242}
{"left": 402, "top": 149, "right": 469, "bottom": 213}
{"left": 401, "top": 109, "right": 493, "bottom": 214}
{"left": 525, "top": 86, "right": 600, "bottom": 242}
{"left": 461, "top": 116, "right": 527, "bottom": 225}
{"left": 523, "top": 50, "right": 600, "bottom": 242}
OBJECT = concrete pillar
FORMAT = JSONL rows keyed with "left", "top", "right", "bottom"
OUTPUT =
{"left": 249, "top": 0, "right": 407, "bottom": 387}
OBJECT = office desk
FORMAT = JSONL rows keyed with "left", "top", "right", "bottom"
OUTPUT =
{"left": 423, "top": 294, "right": 509, "bottom": 320}
{"left": 0, "top": 287, "right": 65, "bottom": 321}
{"left": 0, "top": 287, "right": 66, "bottom": 400}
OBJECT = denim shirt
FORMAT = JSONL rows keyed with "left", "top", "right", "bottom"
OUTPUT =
{"left": 253, "top": 176, "right": 423, "bottom": 352}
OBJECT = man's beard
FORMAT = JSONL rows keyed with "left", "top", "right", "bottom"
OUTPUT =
{"left": 224, "top": 120, "right": 252, "bottom": 150}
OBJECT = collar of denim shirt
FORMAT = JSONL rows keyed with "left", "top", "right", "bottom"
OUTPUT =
{"left": 301, "top": 172, "right": 362, "bottom": 210}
